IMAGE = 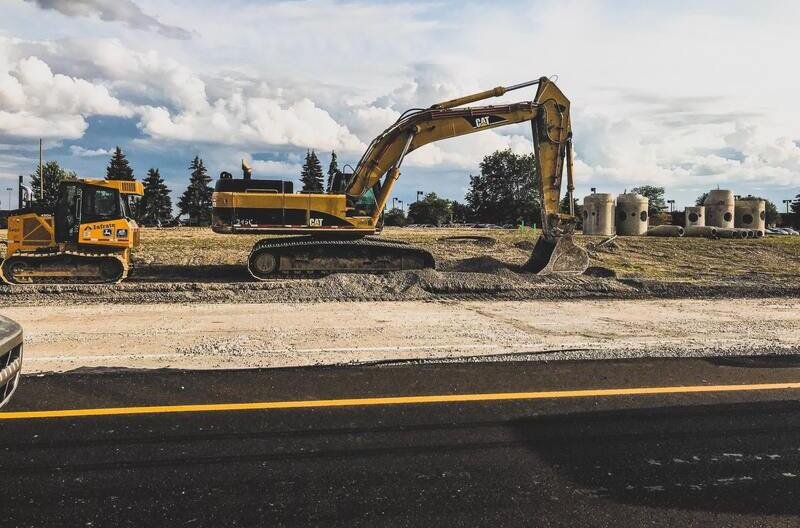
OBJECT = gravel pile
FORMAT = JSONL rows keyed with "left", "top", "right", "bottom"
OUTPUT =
{"left": 2, "top": 258, "right": 799, "bottom": 306}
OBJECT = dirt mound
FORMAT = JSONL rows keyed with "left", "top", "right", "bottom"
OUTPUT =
{"left": 446, "top": 255, "right": 514, "bottom": 273}
{"left": 438, "top": 235, "right": 496, "bottom": 246}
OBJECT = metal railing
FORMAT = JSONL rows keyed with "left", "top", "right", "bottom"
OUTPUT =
{"left": 0, "top": 315, "right": 22, "bottom": 408}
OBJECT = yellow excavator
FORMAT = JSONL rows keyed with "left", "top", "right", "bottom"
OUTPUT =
{"left": 212, "top": 76, "right": 589, "bottom": 278}
{"left": 1, "top": 179, "right": 143, "bottom": 284}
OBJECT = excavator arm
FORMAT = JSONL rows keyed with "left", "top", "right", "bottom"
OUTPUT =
{"left": 345, "top": 77, "right": 577, "bottom": 240}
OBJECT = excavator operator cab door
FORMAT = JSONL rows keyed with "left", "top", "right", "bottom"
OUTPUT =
{"left": 54, "top": 181, "right": 82, "bottom": 243}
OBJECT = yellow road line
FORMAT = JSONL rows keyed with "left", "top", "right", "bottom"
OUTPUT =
{"left": 3, "top": 381, "right": 800, "bottom": 420}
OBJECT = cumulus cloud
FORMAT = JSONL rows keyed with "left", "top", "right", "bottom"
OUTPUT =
{"left": 0, "top": 49, "right": 131, "bottom": 140}
{"left": 23, "top": 0, "right": 192, "bottom": 39}
{"left": 70, "top": 145, "right": 111, "bottom": 157}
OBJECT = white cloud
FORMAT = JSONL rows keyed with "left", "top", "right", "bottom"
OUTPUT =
{"left": 22, "top": 0, "right": 192, "bottom": 39}
{"left": 0, "top": 46, "right": 131, "bottom": 140}
{"left": 1, "top": 2, "right": 800, "bottom": 207}
{"left": 136, "top": 96, "right": 364, "bottom": 152}
{"left": 70, "top": 145, "right": 111, "bottom": 157}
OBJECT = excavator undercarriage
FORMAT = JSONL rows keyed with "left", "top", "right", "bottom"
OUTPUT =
{"left": 247, "top": 236, "right": 434, "bottom": 279}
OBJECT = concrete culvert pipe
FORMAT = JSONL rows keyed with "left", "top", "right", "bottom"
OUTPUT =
{"left": 685, "top": 206, "right": 705, "bottom": 227}
{"left": 704, "top": 190, "right": 735, "bottom": 229}
{"left": 735, "top": 198, "right": 766, "bottom": 234}
{"left": 616, "top": 192, "right": 649, "bottom": 236}
{"left": 647, "top": 225, "right": 684, "bottom": 237}
{"left": 717, "top": 228, "right": 746, "bottom": 239}
{"left": 684, "top": 226, "right": 719, "bottom": 239}
{"left": 582, "top": 193, "right": 615, "bottom": 236}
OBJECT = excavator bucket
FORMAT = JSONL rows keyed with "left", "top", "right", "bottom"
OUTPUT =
{"left": 523, "top": 235, "right": 589, "bottom": 276}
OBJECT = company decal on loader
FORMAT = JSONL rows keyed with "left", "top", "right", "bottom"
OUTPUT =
{"left": 464, "top": 115, "right": 507, "bottom": 129}
{"left": 309, "top": 218, "right": 323, "bottom": 227}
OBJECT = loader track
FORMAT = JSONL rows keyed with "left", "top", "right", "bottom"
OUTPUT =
{"left": 0, "top": 249, "right": 128, "bottom": 285}
{"left": 247, "top": 236, "right": 435, "bottom": 280}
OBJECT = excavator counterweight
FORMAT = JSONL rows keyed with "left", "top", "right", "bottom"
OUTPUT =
{"left": 212, "top": 76, "right": 589, "bottom": 278}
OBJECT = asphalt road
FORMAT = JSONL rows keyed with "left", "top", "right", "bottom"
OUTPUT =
{"left": 4, "top": 356, "right": 800, "bottom": 527}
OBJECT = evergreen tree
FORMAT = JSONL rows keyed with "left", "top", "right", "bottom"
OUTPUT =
{"left": 178, "top": 156, "right": 213, "bottom": 226}
{"left": 28, "top": 161, "right": 77, "bottom": 212}
{"left": 105, "top": 146, "right": 135, "bottom": 181}
{"left": 139, "top": 168, "right": 173, "bottom": 226}
{"left": 300, "top": 150, "right": 325, "bottom": 192}
{"left": 465, "top": 149, "right": 540, "bottom": 225}
{"left": 559, "top": 194, "right": 579, "bottom": 214}
{"left": 326, "top": 151, "right": 341, "bottom": 192}
{"left": 695, "top": 192, "right": 709, "bottom": 206}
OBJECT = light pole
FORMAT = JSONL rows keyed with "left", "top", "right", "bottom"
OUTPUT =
{"left": 590, "top": 187, "right": 596, "bottom": 194}
{"left": 416, "top": 190, "right": 423, "bottom": 202}
{"left": 398, "top": 200, "right": 404, "bottom": 212}
{"left": 667, "top": 199, "right": 675, "bottom": 213}
{"left": 784, "top": 199, "right": 792, "bottom": 214}
{"left": 5, "top": 188, "right": 10, "bottom": 210}
{"left": 392, "top": 197, "right": 397, "bottom": 210}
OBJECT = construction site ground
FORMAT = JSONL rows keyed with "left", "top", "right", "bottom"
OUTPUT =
{"left": 2, "top": 227, "right": 799, "bottom": 372}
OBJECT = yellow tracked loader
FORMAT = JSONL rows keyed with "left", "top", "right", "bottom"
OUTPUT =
{"left": 1, "top": 179, "right": 143, "bottom": 284}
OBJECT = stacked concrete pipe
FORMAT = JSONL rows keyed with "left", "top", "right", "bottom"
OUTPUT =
{"left": 704, "top": 190, "right": 735, "bottom": 229}
{"left": 717, "top": 228, "right": 747, "bottom": 239}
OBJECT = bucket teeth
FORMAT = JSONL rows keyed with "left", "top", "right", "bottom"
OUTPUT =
{"left": 523, "top": 235, "right": 589, "bottom": 276}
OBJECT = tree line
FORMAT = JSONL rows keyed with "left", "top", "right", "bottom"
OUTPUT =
{"left": 22, "top": 146, "right": 800, "bottom": 228}
{"left": 385, "top": 149, "right": 543, "bottom": 227}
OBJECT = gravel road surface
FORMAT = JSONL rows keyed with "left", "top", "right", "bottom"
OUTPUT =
{"left": 5, "top": 297, "right": 799, "bottom": 372}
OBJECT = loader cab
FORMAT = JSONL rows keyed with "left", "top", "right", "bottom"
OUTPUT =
{"left": 54, "top": 181, "right": 123, "bottom": 243}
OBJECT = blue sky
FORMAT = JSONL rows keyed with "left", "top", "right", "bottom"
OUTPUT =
{"left": 1, "top": 0, "right": 799, "bottom": 210}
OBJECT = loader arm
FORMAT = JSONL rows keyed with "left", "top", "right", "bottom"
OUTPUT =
{"left": 345, "top": 76, "right": 576, "bottom": 239}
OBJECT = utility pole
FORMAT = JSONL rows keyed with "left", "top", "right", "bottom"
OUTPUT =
{"left": 5, "top": 188, "right": 11, "bottom": 210}
{"left": 784, "top": 199, "right": 792, "bottom": 214}
{"left": 667, "top": 199, "right": 675, "bottom": 213}
{"left": 38, "top": 138, "right": 43, "bottom": 201}
{"left": 398, "top": 200, "right": 404, "bottom": 213}
{"left": 392, "top": 197, "right": 397, "bottom": 210}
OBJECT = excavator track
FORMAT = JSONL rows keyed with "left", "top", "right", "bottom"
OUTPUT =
{"left": 247, "top": 236, "right": 435, "bottom": 280}
{"left": 0, "top": 250, "right": 128, "bottom": 285}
